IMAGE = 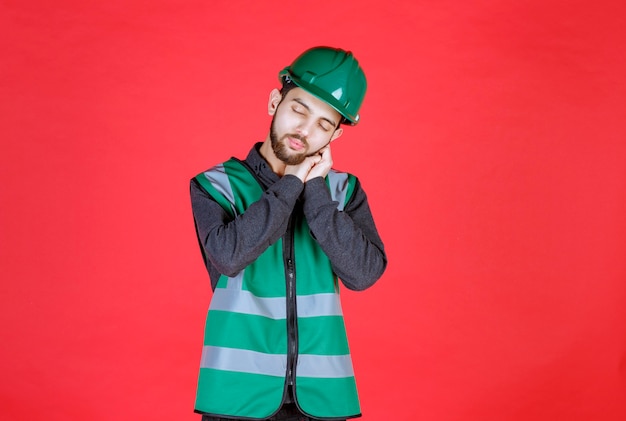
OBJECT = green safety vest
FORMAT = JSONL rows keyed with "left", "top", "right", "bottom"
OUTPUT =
{"left": 193, "top": 158, "right": 361, "bottom": 419}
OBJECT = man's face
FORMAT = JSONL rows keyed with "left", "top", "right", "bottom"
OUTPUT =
{"left": 269, "top": 87, "right": 343, "bottom": 165}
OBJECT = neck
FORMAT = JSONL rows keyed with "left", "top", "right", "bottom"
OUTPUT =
{"left": 259, "top": 137, "right": 287, "bottom": 177}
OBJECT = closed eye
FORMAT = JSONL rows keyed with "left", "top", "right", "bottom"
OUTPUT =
{"left": 291, "top": 98, "right": 338, "bottom": 129}
{"left": 319, "top": 122, "right": 331, "bottom": 131}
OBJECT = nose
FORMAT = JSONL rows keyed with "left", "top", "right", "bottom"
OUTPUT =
{"left": 296, "top": 120, "right": 314, "bottom": 138}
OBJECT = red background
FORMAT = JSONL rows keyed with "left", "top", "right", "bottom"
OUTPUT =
{"left": 2, "top": 1, "right": 625, "bottom": 420}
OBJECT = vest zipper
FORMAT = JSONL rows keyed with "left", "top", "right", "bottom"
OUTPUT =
{"left": 286, "top": 258, "right": 297, "bottom": 386}
{"left": 284, "top": 217, "right": 299, "bottom": 392}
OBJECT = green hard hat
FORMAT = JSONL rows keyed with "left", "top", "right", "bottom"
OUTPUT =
{"left": 278, "top": 46, "right": 367, "bottom": 125}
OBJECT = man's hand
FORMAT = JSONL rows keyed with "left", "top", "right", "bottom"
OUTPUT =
{"left": 283, "top": 154, "right": 322, "bottom": 182}
{"left": 304, "top": 146, "right": 332, "bottom": 182}
{"left": 284, "top": 146, "right": 333, "bottom": 182}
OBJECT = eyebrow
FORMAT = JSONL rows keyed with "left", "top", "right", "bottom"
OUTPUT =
{"left": 292, "top": 97, "right": 338, "bottom": 128}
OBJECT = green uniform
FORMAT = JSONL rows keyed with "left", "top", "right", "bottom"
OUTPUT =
{"left": 194, "top": 158, "right": 361, "bottom": 419}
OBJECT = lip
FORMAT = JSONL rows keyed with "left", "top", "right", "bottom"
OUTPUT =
{"left": 288, "top": 137, "right": 305, "bottom": 151}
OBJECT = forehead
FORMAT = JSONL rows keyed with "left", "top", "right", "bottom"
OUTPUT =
{"left": 283, "top": 87, "right": 342, "bottom": 121}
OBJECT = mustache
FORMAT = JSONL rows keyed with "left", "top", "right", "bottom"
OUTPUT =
{"left": 286, "top": 133, "right": 306, "bottom": 141}
{"left": 284, "top": 133, "right": 308, "bottom": 146}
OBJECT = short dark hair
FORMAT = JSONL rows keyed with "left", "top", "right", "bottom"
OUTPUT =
{"left": 279, "top": 76, "right": 298, "bottom": 99}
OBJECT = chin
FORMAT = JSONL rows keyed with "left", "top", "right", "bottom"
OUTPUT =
{"left": 281, "top": 152, "right": 307, "bottom": 166}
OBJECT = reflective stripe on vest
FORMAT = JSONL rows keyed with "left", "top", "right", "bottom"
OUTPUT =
{"left": 209, "top": 288, "right": 344, "bottom": 319}
{"left": 326, "top": 171, "right": 354, "bottom": 212}
{"left": 194, "top": 158, "right": 361, "bottom": 419}
{"left": 201, "top": 345, "right": 355, "bottom": 378}
{"left": 197, "top": 163, "right": 238, "bottom": 216}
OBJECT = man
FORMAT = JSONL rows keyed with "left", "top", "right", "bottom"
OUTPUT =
{"left": 190, "top": 46, "right": 387, "bottom": 421}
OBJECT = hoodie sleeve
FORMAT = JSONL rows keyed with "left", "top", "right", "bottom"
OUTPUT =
{"left": 301, "top": 176, "right": 387, "bottom": 291}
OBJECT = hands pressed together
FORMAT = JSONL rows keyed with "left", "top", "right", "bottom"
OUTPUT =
{"left": 283, "top": 146, "right": 333, "bottom": 183}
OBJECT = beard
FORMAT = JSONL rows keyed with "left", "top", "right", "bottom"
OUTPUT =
{"left": 269, "top": 117, "right": 309, "bottom": 165}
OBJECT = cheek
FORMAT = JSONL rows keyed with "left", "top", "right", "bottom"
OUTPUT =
{"left": 273, "top": 112, "right": 297, "bottom": 132}
{"left": 271, "top": 117, "right": 288, "bottom": 135}
{"left": 309, "top": 131, "right": 333, "bottom": 148}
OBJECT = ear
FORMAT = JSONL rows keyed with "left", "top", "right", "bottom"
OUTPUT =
{"left": 330, "top": 127, "right": 344, "bottom": 142}
{"left": 268, "top": 88, "right": 282, "bottom": 116}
